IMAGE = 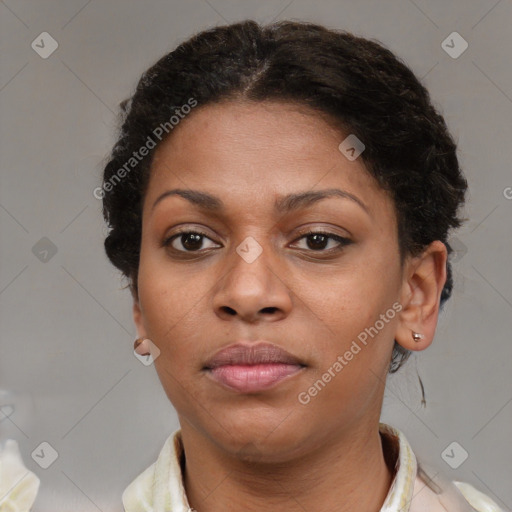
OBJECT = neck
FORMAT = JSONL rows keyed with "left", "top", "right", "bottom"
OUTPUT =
{"left": 181, "top": 422, "right": 395, "bottom": 512}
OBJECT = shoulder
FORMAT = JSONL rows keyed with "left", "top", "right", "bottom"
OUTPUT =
{"left": 379, "top": 424, "right": 503, "bottom": 512}
{"left": 409, "top": 463, "right": 503, "bottom": 512}
{"left": 122, "top": 429, "right": 182, "bottom": 512}
{"left": 122, "top": 461, "right": 156, "bottom": 511}
{"left": 453, "top": 481, "right": 504, "bottom": 512}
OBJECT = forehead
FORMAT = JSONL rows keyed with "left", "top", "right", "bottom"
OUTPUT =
{"left": 144, "top": 100, "right": 393, "bottom": 222}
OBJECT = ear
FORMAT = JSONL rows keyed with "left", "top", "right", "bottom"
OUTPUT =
{"left": 395, "top": 240, "right": 447, "bottom": 352}
{"left": 133, "top": 296, "right": 147, "bottom": 339}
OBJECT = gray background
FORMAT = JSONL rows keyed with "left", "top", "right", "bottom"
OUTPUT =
{"left": 1, "top": 1, "right": 511, "bottom": 510}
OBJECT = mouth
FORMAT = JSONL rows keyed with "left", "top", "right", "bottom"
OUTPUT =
{"left": 203, "top": 342, "right": 306, "bottom": 393}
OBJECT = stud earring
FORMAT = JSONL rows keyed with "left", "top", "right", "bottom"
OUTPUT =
{"left": 412, "top": 331, "right": 425, "bottom": 342}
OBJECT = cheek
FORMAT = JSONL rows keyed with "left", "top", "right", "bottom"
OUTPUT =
{"left": 294, "top": 257, "right": 400, "bottom": 400}
{"left": 137, "top": 258, "right": 200, "bottom": 348}
{"left": 298, "top": 286, "right": 398, "bottom": 419}
{"left": 298, "top": 358, "right": 384, "bottom": 431}
{"left": 296, "top": 257, "right": 400, "bottom": 336}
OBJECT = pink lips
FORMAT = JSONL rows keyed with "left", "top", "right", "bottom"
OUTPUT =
{"left": 203, "top": 342, "right": 305, "bottom": 393}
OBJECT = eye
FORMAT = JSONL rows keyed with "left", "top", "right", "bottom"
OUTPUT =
{"left": 162, "top": 228, "right": 352, "bottom": 255}
{"left": 290, "top": 230, "right": 352, "bottom": 253}
{"left": 163, "top": 230, "right": 220, "bottom": 253}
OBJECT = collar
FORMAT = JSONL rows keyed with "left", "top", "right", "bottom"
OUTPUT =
{"left": 122, "top": 422, "right": 417, "bottom": 512}
{"left": 379, "top": 423, "right": 417, "bottom": 511}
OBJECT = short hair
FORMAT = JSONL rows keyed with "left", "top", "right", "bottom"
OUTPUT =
{"left": 101, "top": 20, "right": 467, "bottom": 372}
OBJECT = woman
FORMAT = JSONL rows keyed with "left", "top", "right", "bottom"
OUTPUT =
{"left": 100, "top": 20, "right": 502, "bottom": 512}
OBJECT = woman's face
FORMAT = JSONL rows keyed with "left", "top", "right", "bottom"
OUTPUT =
{"left": 135, "top": 100, "right": 408, "bottom": 460}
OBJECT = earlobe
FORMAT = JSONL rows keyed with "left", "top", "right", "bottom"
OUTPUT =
{"left": 395, "top": 241, "right": 448, "bottom": 352}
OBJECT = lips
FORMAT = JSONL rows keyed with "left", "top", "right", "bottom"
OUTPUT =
{"left": 203, "top": 342, "right": 306, "bottom": 393}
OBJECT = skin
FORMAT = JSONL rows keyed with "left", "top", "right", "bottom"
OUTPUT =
{"left": 133, "top": 100, "right": 447, "bottom": 512}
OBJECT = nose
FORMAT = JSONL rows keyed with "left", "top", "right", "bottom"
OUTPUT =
{"left": 212, "top": 242, "right": 293, "bottom": 324}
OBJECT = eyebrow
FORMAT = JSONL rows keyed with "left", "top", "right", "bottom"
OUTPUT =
{"left": 151, "top": 188, "right": 370, "bottom": 216}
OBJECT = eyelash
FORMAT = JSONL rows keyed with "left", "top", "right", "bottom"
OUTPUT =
{"left": 294, "top": 229, "right": 352, "bottom": 253}
{"left": 162, "top": 228, "right": 352, "bottom": 255}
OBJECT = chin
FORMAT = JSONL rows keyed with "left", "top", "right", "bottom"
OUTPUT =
{"left": 208, "top": 413, "right": 310, "bottom": 462}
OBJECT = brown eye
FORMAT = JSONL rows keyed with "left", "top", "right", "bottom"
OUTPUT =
{"left": 163, "top": 231, "right": 219, "bottom": 253}
{"left": 291, "top": 231, "right": 352, "bottom": 252}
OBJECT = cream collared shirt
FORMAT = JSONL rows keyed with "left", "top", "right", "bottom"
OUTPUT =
{"left": 122, "top": 423, "right": 503, "bottom": 512}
